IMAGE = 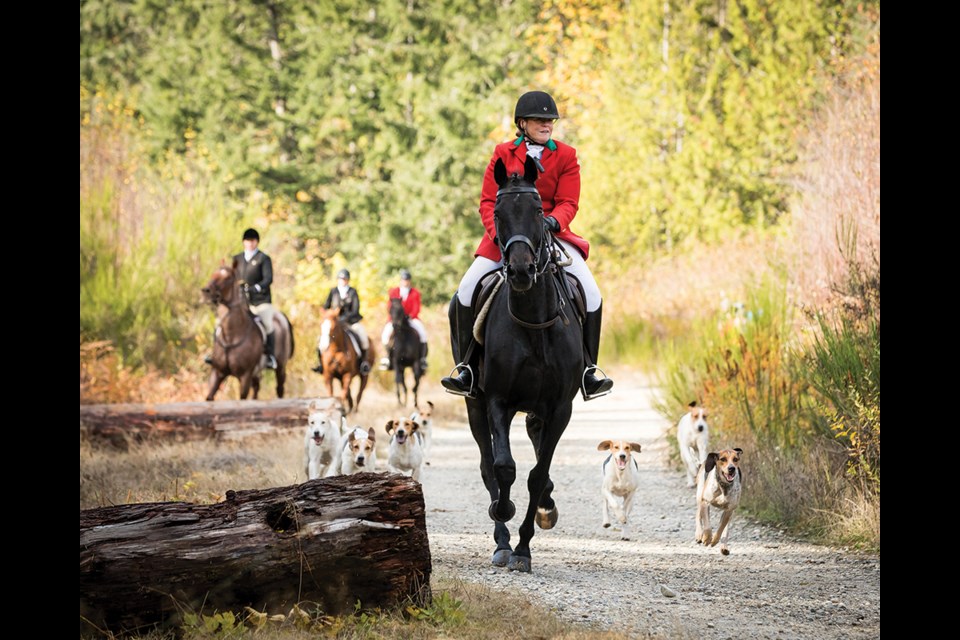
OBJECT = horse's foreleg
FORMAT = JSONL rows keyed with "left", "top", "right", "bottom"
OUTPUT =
{"left": 489, "top": 402, "right": 517, "bottom": 524}
{"left": 275, "top": 365, "right": 285, "bottom": 399}
{"left": 526, "top": 414, "right": 557, "bottom": 529}
{"left": 466, "top": 398, "right": 512, "bottom": 565}
{"left": 394, "top": 369, "right": 405, "bottom": 406}
{"left": 510, "top": 407, "right": 572, "bottom": 573}
{"left": 341, "top": 373, "right": 354, "bottom": 413}
{"left": 239, "top": 372, "right": 255, "bottom": 400}
{"left": 412, "top": 369, "right": 420, "bottom": 410}
{"left": 206, "top": 369, "right": 226, "bottom": 402}
{"left": 251, "top": 374, "right": 260, "bottom": 400}
{"left": 355, "top": 373, "right": 369, "bottom": 412}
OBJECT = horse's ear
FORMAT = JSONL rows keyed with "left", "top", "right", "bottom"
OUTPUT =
{"left": 494, "top": 157, "right": 508, "bottom": 188}
{"left": 523, "top": 155, "right": 539, "bottom": 184}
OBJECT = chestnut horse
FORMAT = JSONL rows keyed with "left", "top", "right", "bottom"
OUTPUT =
{"left": 201, "top": 260, "right": 294, "bottom": 400}
{"left": 318, "top": 307, "right": 374, "bottom": 413}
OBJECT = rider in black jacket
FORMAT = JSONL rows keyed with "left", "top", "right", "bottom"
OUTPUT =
{"left": 313, "top": 269, "right": 371, "bottom": 373}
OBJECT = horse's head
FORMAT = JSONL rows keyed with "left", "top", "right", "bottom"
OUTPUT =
{"left": 493, "top": 156, "right": 547, "bottom": 292}
{"left": 319, "top": 307, "right": 342, "bottom": 352}
{"left": 201, "top": 259, "right": 239, "bottom": 305}
{"left": 389, "top": 297, "right": 407, "bottom": 327}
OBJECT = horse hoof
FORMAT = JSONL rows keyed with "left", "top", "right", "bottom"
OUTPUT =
{"left": 535, "top": 506, "right": 558, "bottom": 530}
{"left": 488, "top": 500, "right": 516, "bottom": 522}
{"left": 491, "top": 549, "right": 512, "bottom": 567}
{"left": 507, "top": 554, "right": 531, "bottom": 573}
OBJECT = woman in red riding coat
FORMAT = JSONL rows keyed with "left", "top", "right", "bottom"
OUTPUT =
{"left": 379, "top": 269, "right": 429, "bottom": 370}
{"left": 440, "top": 90, "right": 614, "bottom": 400}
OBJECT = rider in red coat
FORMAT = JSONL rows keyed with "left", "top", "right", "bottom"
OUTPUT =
{"left": 441, "top": 91, "right": 613, "bottom": 400}
{"left": 380, "top": 269, "right": 429, "bottom": 370}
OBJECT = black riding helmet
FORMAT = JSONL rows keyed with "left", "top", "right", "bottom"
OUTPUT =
{"left": 242, "top": 228, "right": 260, "bottom": 241}
{"left": 514, "top": 91, "right": 560, "bottom": 125}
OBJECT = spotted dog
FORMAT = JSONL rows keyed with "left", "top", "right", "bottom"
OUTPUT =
{"left": 695, "top": 448, "right": 743, "bottom": 555}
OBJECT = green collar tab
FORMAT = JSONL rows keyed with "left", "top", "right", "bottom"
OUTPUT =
{"left": 514, "top": 136, "right": 557, "bottom": 152}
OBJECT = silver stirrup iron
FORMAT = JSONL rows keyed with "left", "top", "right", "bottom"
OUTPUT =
{"left": 581, "top": 365, "right": 612, "bottom": 401}
{"left": 443, "top": 363, "right": 476, "bottom": 398}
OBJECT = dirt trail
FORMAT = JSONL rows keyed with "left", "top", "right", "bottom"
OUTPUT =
{"left": 419, "top": 370, "right": 880, "bottom": 639}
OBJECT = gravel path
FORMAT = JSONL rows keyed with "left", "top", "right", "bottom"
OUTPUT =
{"left": 419, "top": 371, "right": 881, "bottom": 639}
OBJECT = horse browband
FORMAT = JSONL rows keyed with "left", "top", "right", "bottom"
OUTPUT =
{"left": 496, "top": 184, "right": 540, "bottom": 198}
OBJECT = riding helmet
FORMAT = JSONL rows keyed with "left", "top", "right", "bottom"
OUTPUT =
{"left": 242, "top": 228, "right": 260, "bottom": 241}
{"left": 337, "top": 268, "right": 350, "bottom": 280}
{"left": 514, "top": 91, "right": 560, "bottom": 124}
{"left": 400, "top": 269, "right": 412, "bottom": 281}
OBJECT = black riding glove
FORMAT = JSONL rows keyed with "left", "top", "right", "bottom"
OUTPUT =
{"left": 544, "top": 216, "right": 560, "bottom": 233}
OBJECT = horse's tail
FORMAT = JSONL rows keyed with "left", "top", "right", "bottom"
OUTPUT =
{"left": 286, "top": 312, "right": 295, "bottom": 357}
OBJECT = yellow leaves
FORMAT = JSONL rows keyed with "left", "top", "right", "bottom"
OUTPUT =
{"left": 295, "top": 190, "right": 313, "bottom": 203}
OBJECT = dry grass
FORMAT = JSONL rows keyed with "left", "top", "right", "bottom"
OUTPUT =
{"left": 84, "top": 575, "right": 653, "bottom": 640}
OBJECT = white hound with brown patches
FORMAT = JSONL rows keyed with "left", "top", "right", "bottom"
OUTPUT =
{"left": 696, "top": 447, "right": 743, "bottom": 555}
{"left": 338, "top": 426, "right": 378, "bottom": 475}
{"left": 677, "top": 401, "right": 710, "bottom": 487}
{"left": 303, "top": 402, "right": 345, "bottom": 480}
{"left": 598, "top": 440, "right": 643, "bottom": 540}
{"left": 385, "top": 417, "right": 425, "bottom": 480}
{"left": 410, "top": 400, "right": 433, "bottom": 463}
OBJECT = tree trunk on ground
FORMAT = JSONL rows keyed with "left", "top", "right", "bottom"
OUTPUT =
{"left": 79, "top": 398, "right": 342, "bottom": 445}
{"left": 79, "top": 473, "right": 431, "bottom": 633}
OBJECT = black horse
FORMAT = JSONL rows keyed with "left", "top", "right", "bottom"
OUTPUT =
{"left": 387, "top": 297, "right": 423, "bottom": 406}
{"left": 455, "top": 156, "right": 583, "bottom": 573}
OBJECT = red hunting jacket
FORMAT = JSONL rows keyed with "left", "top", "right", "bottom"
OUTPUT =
{"left": 475, "top": 137, "right": 590, "bottom": 261}
{"left": 387, "top": 286, "right": 422, "bottom": 320}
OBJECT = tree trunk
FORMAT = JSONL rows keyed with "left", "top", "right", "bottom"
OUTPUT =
{"left": 79, "top": 398, "right": 342, "bottom": 445}
{"left": 80, "top": 473, "right": 431, "bottom": 633}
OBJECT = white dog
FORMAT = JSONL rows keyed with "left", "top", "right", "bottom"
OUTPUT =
{"left": 696, "top": 447, "right": 743, "bottom": 555}
{"left": 302, "top": 402, "right": 344, "bottom": 480}
{"left": 598, "top": 439, "right": 643, "bottom": 540}
{"left": 385, "top": 417, "right": 425, "bottom": 480}
{"left": 338, "top": 426, "right": 378, "bottom": 475}
{"left": 410, "top": 401, "right": 433, "bottom": 463}
{"left": 677, "top": 401, "right": 710, "bottom": 487}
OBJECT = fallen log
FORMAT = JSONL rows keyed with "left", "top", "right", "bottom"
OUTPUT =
{"left": 79, "top": 398, "right": 342, "bottom": 445}
{"left": 80, "top": 473, "right": 431, "bottom": 634}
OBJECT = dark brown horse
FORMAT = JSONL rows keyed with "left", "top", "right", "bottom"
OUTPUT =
{"left": 318, "top": 307, "right": 374, "bottom": 413}
{"left": 201, "top": 260, "right": 294, "bottom": 401}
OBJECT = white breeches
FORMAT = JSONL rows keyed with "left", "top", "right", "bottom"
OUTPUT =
{"left": 456, "top": 239, "right": 602, "bottom": 311}
{"left": 382, "top": 319, "right": 428, "bottom": 344}
{"left": 249, "top": 303, "right": 275, "bottom": 334}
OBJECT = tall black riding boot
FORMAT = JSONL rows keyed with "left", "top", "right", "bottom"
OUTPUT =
{"left": 311, "top": 348, "right": 323, "bottom": 374}
{"left": 440, "top": 297, "right": 477, "bottom": 397}
{"left": 359, "top": 348, "right": 371, "bottom": 374}
{"left": 264, "top": 332, "right": 278, "bottom": 369}
{"left": 419, "top": 341, "right": 429, "bottom": 370}
{"left": 582, "top": 303, "right": 613, "bottom": 400}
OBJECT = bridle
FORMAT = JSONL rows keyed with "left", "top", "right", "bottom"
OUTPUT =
{"left": 494, "top": 183, "right": 552, "bottom": 282}
{"left": 494, "top": 181, "right": 570, "bottom": 329}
